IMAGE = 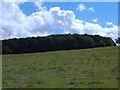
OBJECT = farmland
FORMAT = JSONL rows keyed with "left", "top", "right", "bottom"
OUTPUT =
{"left": 2, "top": 46, "right": 119, "bottom": 88}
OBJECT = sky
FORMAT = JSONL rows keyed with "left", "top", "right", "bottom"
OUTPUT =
{"left": 1, "top": 0, "right": 119, "bottom": 41}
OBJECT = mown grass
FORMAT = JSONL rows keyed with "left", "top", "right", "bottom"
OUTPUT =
{"left": 2, "top": 46, "right": 119, "bottom": 88}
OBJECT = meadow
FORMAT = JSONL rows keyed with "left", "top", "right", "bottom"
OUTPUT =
{"left": 2, "top": 46, "right": 119, "bottom": 88}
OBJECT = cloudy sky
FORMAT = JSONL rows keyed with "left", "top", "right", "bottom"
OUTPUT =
{"left": 1, "top": 1, "right": 119, "bottom": 41}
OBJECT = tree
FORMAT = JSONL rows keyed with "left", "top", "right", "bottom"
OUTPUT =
{"left": 2, "top": 43, "right": 12, "bottom": 54}
{"left": 115, "top": 37, "right": 120, "bottom": 46}
{"left": 103, "top": 37, "right": 115, "bottom": 46}
{"left": 2, "top": 34, "right": 115, "bottom": 54}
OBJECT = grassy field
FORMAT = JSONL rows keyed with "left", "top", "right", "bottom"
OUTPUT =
{"left": 2, "top": 46, "right": 119, "bottom": 88}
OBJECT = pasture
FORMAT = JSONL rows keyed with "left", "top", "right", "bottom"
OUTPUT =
{"left": 2, "top": 46, "right": 119, "bottom": 88}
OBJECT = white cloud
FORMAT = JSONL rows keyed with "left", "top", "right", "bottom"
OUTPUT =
{"left": 2, "top": 0, "right": 28, "bottom": 5}
{"left": 1, "top": 2, "right": 52, "bottom": 39}
{"left": 77, "top": 4, "right": 86, "bottom": 11}
{"left": 106, "top": 22, "right": 113, "bottom": 26}
{"left": 77, "top": 4, "right": 95, "bottom": 12}
{"left": 92, "top": 18, "right": 98, "bottom": 23}
{"left": 1, "top": 2, "right": 118, "bottom": 41}
{"left": 2, "top": 0, "right": 42, "bottom": 2}
{"left": 34, "top": 1, "right": 45, "bottom": 10}
{"left": 88, "top": 7, "right": 95, "bottom": 12}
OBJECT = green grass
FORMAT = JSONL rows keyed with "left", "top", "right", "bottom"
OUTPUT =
{"left": 2, "top": 46, "right": 119, "bottom": 88}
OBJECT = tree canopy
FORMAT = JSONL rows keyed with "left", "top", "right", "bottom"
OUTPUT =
{"left": 116, "top": 37, "right": 120, "bottom": 45}
{"left": 2, "top": 34, "right": 116, "bottom": 54}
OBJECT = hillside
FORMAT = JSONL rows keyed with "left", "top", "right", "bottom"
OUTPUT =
{"left": 2, "top": 46, "right": 119, "bottom": 88}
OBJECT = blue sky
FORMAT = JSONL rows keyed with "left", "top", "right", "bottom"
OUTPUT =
{"left": 1, "top": 1, "right": 118, "bottom": 40}
{"left": 19, "top": 2, "right": 118, "bottom": 27}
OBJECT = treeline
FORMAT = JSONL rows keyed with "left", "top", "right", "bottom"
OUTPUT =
{"left": 2, "top": 34, "right": 116, "bottom": 54}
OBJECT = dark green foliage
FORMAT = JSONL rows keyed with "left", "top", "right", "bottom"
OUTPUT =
{"left": 116, "top": 37, "right": 120, "bottom": 44}
{"left": 2, "top": 44, "right": 12, "bottom": 54}
{"left": 2, "top": 34, "right": 116, "bottom": 54}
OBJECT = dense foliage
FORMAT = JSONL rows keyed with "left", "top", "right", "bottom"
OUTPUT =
{"left": 2, "top": 34, "right": 116, "bottom": 54}
{"left": 116, "top": 37, "right": 120, "bottom": 45}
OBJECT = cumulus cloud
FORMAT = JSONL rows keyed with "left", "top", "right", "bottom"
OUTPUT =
{"left": 1, "top": 2, "right": 118, "bottom": 41}
{"left": 106, "top": 22, "right": 113, "bottom": 26}
{"left": 2, "top": 0, "right": 28, "bottom": 5}
{"left": 92, "top": 18, "right": 98, "bottom": 23}
{"left": 77, "top": 4, "right": 95, "bottom": 12}
{"left": 1, "top": 2, "right": 51, "bottom": 39}
{"left": 34, "top": 1, "right": 46, "bottom": 10}
{"left": 88, "top": 7, "right": 95, "bottom": 12}
{"left": 77, "top": 4, "right": 86, "bottom": 11}
{"left": 2, "top": 0, "right": 42, "bottom": 2}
